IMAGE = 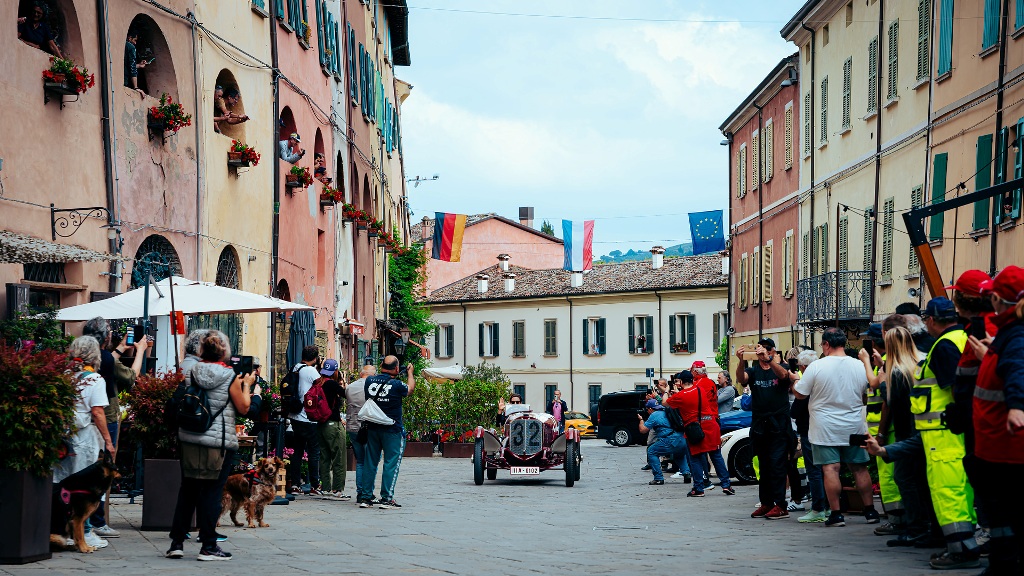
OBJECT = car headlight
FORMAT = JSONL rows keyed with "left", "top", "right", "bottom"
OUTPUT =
{"left": 721, "top": 432, "right": 734, "bottom": 444}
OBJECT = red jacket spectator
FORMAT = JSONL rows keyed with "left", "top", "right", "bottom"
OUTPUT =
{"left": 664, "top": 378, "right": 721, "bottom": 454}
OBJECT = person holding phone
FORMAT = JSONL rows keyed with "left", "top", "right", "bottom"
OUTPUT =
{"left": 124, "top": 28, "right": 147, "bottom": 98}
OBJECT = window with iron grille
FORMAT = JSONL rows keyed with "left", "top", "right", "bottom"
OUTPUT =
{"left": 887, "top": 21, "right": 899, "bottom": 101}
{"left": 842, "top": 57, "right": 852, "bottom": 129}
{"left": 838, "top": 217, "right": 849, "bottom": 270}
{"left": 752, "top": 246, "right": 761, "bottom": 305}
{"left": 917, "top": 0, "right": 930, "bottom": 80}
{"left": 785, "top": 103, "right": 794, "bottom": 169}
{"left": 23, "top": 263, "right": 66, "bottom": 284}
{"left": 910, "top": 187, "right": 923, "bottom": 272}
{"left": 863, "top": 205, "right": 875, "bottom": 270}
{"left": 512, "top": 320, "right": 525, "bottom": 357}
{"left": 544, "top": 319, "right": 557, "bottom": 356}
{"left": 803, "top": 92, "right": 812, "bottom": 156}
{"left": 131, "top": 234, "right": 182, "bottom": 289}
{"left": 215, "top": 246, "right": 240, "bottom": 289}
{"left": 764, "top": 120, "right": 775, "bottom": 182}
{"left": 882, "top": 197, "right": 895, "bottom": 279}
{"left": 867, "top": 36, "right": 878, "bottom": 113}
{"left": 751, "top": 131, "right": 760, "bottom": 191}
{"left": 820, "top": 76, "right": 828, "bottom": 144}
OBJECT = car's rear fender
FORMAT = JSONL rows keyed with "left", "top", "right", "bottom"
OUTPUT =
{"left": 474, "top": 426, "right": 502, "bottom": 452}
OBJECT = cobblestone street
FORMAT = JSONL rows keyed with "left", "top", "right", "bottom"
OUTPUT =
{"left": 4, "top": 439, "right": 981, "bottom": 575}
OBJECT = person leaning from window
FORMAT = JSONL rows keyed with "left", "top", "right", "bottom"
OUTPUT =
{"left": 213, "top": 86, "right": 249, "bottom": 133}
{"left": 279, "top": 132, "right": 305, "bottom": 164}
{"left": 495, "top": 393, "right": 523, "bottom": 427}
{"left": 18, "top": 3, "right": 63, "bottom": 58}
{"left": 124, "top": 28, "right": 147, "bottom": 98}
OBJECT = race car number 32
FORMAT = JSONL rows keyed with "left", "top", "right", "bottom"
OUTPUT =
{"left": 510, "top": 466, "right": 540, "bottom": 475}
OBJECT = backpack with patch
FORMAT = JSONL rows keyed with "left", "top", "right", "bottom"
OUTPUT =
{"left": 279, "top": 365, "right": 304, "bottom": 415}
{"left": 303, "top": 378, "right": 332, "bottom": 423}
{"left": 174, "top": 374, "right": 227, "bottom": 434}
{"left": 664, "top": 405, "right": 688, "bottom": 433}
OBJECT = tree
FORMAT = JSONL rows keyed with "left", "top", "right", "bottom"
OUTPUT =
{"left": 387, "top": 243, "right": 433, "bottom": 375}
{"left": 540, "top": 220, "right": 555, "bottom": 236}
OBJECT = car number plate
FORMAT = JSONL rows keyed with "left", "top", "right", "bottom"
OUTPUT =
{"left": 510, "top": 466, "right": 540, "bottom": 475}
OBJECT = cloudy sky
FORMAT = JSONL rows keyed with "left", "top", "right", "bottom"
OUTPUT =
{"left": 399, "top": 0, "right": 804, "bottom": 255}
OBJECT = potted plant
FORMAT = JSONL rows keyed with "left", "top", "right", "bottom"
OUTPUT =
{"left": 671, "top": 342, "right": 689, "bottom": 353}
{"left": 42, "top": 56, "right": 95, "bottom": 97}
{"left": 228, "top": 140, "right": 260, "bottom": 168}
{"left": 148, "top": 93, "right": 192, "bottom": 140}
{"left": 124, "top": 371, "right": 184, "bottom": 531}
{"left": 319, "top": 185, "right": 342, "bottom": 207}
{"left": 354, "top": 210, "right": 369, "bottom": 230}
{"left": 285, "top": 165, "right": 313, "bottom": 189}
{"left": 367, "top": 221, "right": 380, "bottom": 239}
{"left": 0, "top": 344, "right": 77, "bottom": 564}
{"left": 341, "top": 203, "right": 357, "bottom": 223}
{"left": 299, "top": 20, "right": 312, "bottom": 48}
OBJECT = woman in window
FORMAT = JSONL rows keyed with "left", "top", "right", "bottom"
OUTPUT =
{"left": 18, "top": 3, "right": 63, "bottom": 58}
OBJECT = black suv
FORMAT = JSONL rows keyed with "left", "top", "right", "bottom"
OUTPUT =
{"left": 595, "top": 390, "right": 649, "bottom": 447}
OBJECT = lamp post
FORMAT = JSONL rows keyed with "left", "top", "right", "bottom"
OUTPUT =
{"left": 393, "top": 336, "right": 406, "bottom": 356}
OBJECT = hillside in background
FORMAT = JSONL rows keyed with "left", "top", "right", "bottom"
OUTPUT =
{"left": 596, "top": 242, "right": 693, "bottom": 264}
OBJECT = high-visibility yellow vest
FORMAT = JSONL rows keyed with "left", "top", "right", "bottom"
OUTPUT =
{"left": 866, "top": 354, "right": 887, "bottom": 425}
{"left": 912, "top": 330, "right": 967, "bottom": 431}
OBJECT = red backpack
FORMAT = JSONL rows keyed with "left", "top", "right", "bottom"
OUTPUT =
{"left": 303, "top": 379, "right": 333, "bottom": 423}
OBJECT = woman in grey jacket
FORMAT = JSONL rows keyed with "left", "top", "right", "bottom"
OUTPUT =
{"left": 167, "top": 330, "right": 254, "bottom": 561}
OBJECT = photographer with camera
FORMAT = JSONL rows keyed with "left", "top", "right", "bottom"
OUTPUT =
{"left": 363, "top": 356, "right": 414, "bottom": 510}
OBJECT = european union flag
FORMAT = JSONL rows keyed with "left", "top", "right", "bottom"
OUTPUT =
{"left": 688, "top": 210, "right": 725, "bottom": 255}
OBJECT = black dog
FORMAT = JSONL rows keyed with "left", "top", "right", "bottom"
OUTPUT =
{"left": 50, "top": 451, "right": 120, "bottom": 553}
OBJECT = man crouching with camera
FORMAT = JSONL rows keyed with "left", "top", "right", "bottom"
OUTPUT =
{"left": 362, "top": 356, "right": 414, "bottom": 509}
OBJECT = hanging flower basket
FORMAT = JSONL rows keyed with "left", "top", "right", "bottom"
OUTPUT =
{"left": 148, "top": 93, "right": 192, "bottom": 134}
{"left": 228, "top": 140, "right": 260, "bottom": 168}
{"left": 286, "top": 165, "right": 313, "bottom": 189}
{"left": 42, "top": 57, "right": 95, "bottom": 98}
{"left": 341, "top": 203, "right": 356, "bottom": 223}
{"left": 319, "top": 185, "right": 342, "bottom": 208}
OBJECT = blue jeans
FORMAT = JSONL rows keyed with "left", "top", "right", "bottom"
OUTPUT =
{"left": 365, "top": 428, "right": 405, "bottom": 501}
{"left": 647, "top": 434, "right": 687, "bottom": 482}
{"left": 347, "top": 430, "right": 372, "bottom": 500}
{"left": 801, "top": 434, "right": 827, "bottom": 512}
{"left": 690, "top": 448, "right": 732, "bottom": 491}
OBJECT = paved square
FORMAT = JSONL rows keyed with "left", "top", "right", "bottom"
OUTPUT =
{"left": 3, "top": 439, "right": 980, "bottom": 575}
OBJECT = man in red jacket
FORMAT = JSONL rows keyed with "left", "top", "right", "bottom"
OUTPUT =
{"left": 665, "top": 361, "right": 735, "bottom": 497}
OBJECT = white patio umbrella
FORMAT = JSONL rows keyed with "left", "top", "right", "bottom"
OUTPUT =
{"left": 422, "top": 363, "right": 464, "bottom": 381}
{"left": 56, "top": 276, "right": 313, "bottom": 321}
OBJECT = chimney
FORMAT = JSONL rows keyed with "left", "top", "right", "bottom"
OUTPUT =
{"left": 503, "top": 272, "right": 516, "bottom": 293}
{"left": 650, "top": 246, "right": 665, "bottom": 270}
{"left": 570, "top": 271, "right": 583, "bottom": 288}
{"left": 518, "top": 206, "right": 535, "bottom": 229}
{"left": 497, "top": 254, "right": 510, "bottom": 271}
{"left": 421, "top": 216, "right": 431, "bottom": 241}
{"left": 476, "top": 273, "right": 489, "bottom": 294}
{"left": 721, "top": 256, "right": 730, "bottom": 276}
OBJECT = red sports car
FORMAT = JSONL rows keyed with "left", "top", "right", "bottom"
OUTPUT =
{"left": 473, "top": 404, "right": 582, "bottom": 487}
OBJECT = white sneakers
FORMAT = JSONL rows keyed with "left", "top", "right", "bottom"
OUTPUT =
{"left": 92, "top": 525, "right": 120, "bottom": 538}
{"left": 84, "top": 531, "right": 109, "bottom": 549}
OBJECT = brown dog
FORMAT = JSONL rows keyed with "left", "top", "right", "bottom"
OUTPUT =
{"left": 220, "top": 457, "right": 283, "bottom": 528}
{"left": 50, "top": 451, "right": 121, "bottom": 553}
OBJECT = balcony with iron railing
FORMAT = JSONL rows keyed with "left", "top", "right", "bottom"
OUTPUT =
{"left": 796, "top": 270, "right": 874, "bottom": 325}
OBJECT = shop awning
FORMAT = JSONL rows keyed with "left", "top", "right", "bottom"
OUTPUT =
{"left": 0, "top": 231, "right": 120, "bottom": 264}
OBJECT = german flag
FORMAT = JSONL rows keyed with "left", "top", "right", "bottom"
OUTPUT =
{"left": 431, "top": 212, "right": 467, "bottom": 262}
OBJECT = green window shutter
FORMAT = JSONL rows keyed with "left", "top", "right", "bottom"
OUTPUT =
{"left": 820, "top": 76, "right": 828, "bottom": 143}
{"left": 842, "top": 57, "right": 852, "bottom": 129}
{"left": 276, "top": 0, "right": 285, "bottom": 19}
{"left": 882, "top": 197, "right": 895, "bottom": 279}
{"left": 582, "top": 318, "right": 589, "bottom": 355}
{"left": 811, "top": 227, "right": 819, "bottom": 276}
{"left": 930, "top": 153, "right": 948, "bottom": 240}
{"left": 669, "top": 315, "right": 676, "bottom": 347}
{"left": 910, "top": 187, "right": 923, "bottom": 272}
{"left": 983, "top": 0, "right": 1000, "bottom": 49}
{"left": 628, "top": 317, "right": 635, "bottom": 354}
{"left": 712, "top": 312, "right": 721, "bottom": 349}
{"left": 863, "top": 205, "right": 874, "bottom": 270}
{"left": 1018, "top": 0, "right": 1024, "bottom": 29}
{"left": 995, "top": 128, "right": 1008, "bottom": 224}
{"left": 887, "top": 21, "right": 899, "bottom": 101}
{"left": 301, "top": 0, "right": 309, "bottom": 36}
{"left": 446, "top": 326, "right": 454, "bottom": 357}
{"left": 975, "top": 134, "right": 993, "bottom": 230}
{"left": 867, "top": 37, "right": 878, "bottom": 113}
{"left": 597, "top": 318, "right": 607, "bottom": 354}
{"left": 1013, "top": 118, "right": 1023, "bottom": 219}
{"left": 434, "top": 326, "right": 440, "bottom": 357}
{"left": 938, "top": 0, "right": 954, "bottom": 75}
{"left": 645, "top": 316, "right": 654, "bottom": 354}
{"left": 802, "top": 233, "right": 809, "bottom": 278}
{"left": 358, "top": 44, "right": 366, "bottom": 114}
{"left": 917, "top": 0, "right": 930, "bottom": 80}
{"left": 348, "top": 26, "right": 357, "bottom": 100}
{"left": 479, "top": 323, "right": 484, "bottom": 357}
{"left": 686, "top": 315, "right": 696, "bottom": 353}
{"left": 315, "top": 1, "right": 324, "bottom": 62}
{"left": 492, "top": 323, "right": 499, "bottom": 357}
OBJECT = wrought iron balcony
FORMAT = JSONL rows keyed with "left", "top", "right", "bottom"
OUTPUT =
{"left": 796, "top": 270, "right": 873, "bottom": 325}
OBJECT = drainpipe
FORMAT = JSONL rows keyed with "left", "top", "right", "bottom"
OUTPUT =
{"left": 189, "top": 12, "right": 203, "bottom": 281}
{"left": 566, "top": 296, "right": 574, "bottom": 396}
{"left": 753, "top": 102, "right": 764, "bottom": 340}
{"left": 96, "top": 0, "right": 117, "bottom": 292}
{"left": 655, "top": 291, "right": 663, "bottom": 378}
{"left": 460, "top": 302, "right": 467, "bottom": 363}
{"left": 988, "top": 0, "right": 1010, "bottom": 276}
{"left": 725, "top": 131, "right": 733, "bottom": 357}
{"left": 868, "top": 0, "right": 884, "bottom": 321}
{"left": 269, "top": 0, "right": 282, "bottom": 378}
{"left": 801, "top": 22, "right": 816, "bottom": 347}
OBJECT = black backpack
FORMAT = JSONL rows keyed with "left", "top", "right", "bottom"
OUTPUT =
{"left": 170, "top": 374, "right": 227, "bottom": 434}
{"left": 279, "top": 365, "right": 304, "bottom": 415}
{"left": 664, "top": 405, "right": 688, "bottom": 433}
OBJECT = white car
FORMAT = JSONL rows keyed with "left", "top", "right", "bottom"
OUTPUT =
{"left": 719, "top": 427, "right": 757, "bottom": 484}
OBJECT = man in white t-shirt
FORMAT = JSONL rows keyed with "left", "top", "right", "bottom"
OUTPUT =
{"left": 286, "top": 346, "right": 323, "bottom": 495}
{"left": 794, "top": 327, "right": 878, "bottom": 527}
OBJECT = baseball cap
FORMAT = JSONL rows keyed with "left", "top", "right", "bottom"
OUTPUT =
{"left": 979, "top": 265, "right": 1024, "bottom": 302}
{"left": 757, "top": 337, "right": 777, "bottom": 350}
{"left": 252, "top": 356, "right": 261, "bottom": 367}
{"left": 289, "top": 132, "right": 301, "bottom": 142}
{"left": 922, "top": 297, "right": 957, "bottom": 320}
{"left": 645, "top": 399, "right": 662, "bottom": 410}
{"left": 320, "top": 358, "right": 339, "bottom": 375}
{"left": 690, "top": 360, "right": 706, "bottom": 371}
{"left": 944, "top": 269, "right": 991, "bottom": 297}
{"left": 859, "top": 323, "right": 883, "bottom": 341}
{"left": 675, "top": 370, "right": 693, "bottom": 383}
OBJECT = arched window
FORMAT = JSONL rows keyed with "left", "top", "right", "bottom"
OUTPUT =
{"left": 126, "top": 14, "right": 177, "bottom": 100}
{"left": 16, "top": 0, "right": 81, "bottom": 60}
{"left": 130, "top": 234, "right": 181, "bottom": 288}
{"left": 215, "top": 246, "right": 240, "bottom": 289}
{"left": 193, "top": 245, "right": 243, "bottom": 354}
{"left": 361, "top": 175, "right": 371, "bottom": 214}
{"left": 313, "top": 128, "right": 327, "bottom": 183}
{"left": 279, "top": 106, "right": 297, "bottom": 142}
{"left": 214, "top": 69, "right": 246, "bottom": 141}
{"left": 275, "top": 279, "right": 291, "bottom": 302}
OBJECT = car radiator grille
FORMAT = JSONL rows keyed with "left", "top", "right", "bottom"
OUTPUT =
{"left": 508, "top": 418, "right": 543, "bottom": 456}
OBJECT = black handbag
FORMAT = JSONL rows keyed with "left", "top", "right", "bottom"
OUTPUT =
{"left": 684, "top": 388, "right": 706, "bottom": 443}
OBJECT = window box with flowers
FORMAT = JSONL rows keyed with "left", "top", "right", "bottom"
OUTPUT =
{"left": 368, "top": 220, "right": 383, "bottom": 239}
{"left": 147, "top": 93, "right": 192, "bottom": 143}
{"left": 42, "top": 57, "right": 95, "bottom": 108}
{"left": 319, "top": 185, "right": 342, "bottom": 208}
{"left": 285, "top": 165, "right": 313, "bottom": 190}
{"left": 299, "top": 21, "right": 311, "bottom": 49}
{"left": 227, "top": 140, "right": 260, "bottom": 168}
{"left": 353, "top": 210, "right": 370, "bottom": 231}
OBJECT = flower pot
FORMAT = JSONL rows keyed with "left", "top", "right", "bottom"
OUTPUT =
{"left": 441, "top": 442, "right": 475, "bottom": 458}
{"left": 840, "top": 486, "right": 866, "bottom": 513}
{"left": 227, "top": 151, "right": 250, "bottom": 168}
{"left": 0, "top": 468, "right": 52, "bottom": 564}
{"left": 141, "top": 459, "right": 183, "bottom": 531}
{"left": 403, "top": 441, "right": 435, "bottom": 457}
{"left": 355, "top": 220, "right": 368, "bottom": 231}
{"left": 320, "top": 199, "right": 333, "bottom": 208}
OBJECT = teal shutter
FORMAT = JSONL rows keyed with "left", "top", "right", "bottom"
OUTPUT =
{"left": 348, "top": 26, "right": 357, "bottom": 100}
{"left": 301, "top": 0, "right": 308, "bottom": 37}
{"left": 582, "top": 319, "right": 589, "bottom": 355}
{"left": 975, "top": 134, "right": 993, "bottom": 230}
{"left": 930, "top": 153, "right": 948, "bottom": 240}
{"left": 446, "top": 326, "right": 454, "bottom": 357}
{"left": 315, "top": 1, "right": 324, "bottom": 63}
{"left": 434, "top": 326, "right": 440, "bottom": 357}
{"left": 628, "top": 317, "right": 635, "bottom": 354}
{"left": 333, "top": 22, "right": 341, "bottom": 75}
{"left": 1018, "top": 0, "right": 1024, "bottom": 29}
{"left": 995, "top": 128, "right": 1009, "bottom": 224}
{"left": 686, "top": 315, "right": 697, "bottom": 353}
{"left": 938, "top": 0, "right": 954, "bottom": 75}
{"left": 983, "top": 0, "right": 1000, "bottom": 49}
{"left": 276, "top": 0, "right": 284, "bottom": 19}
{"left": 492, "top": 323, "right": 499, "bottom": 357}
{"left": 1013, "top": 118, "right": 1023, "bottom": 219}
{"left": 669, "top": 315, "right": 676, "bottom": 347}
{"left": 478, "top": 323, "right": 484, "bottom": 357}
{"left": 644, "top": 316, "right": 654, "bottom": 354}
{"left": 597, "top": 318, "right": 607, "bottom": 354}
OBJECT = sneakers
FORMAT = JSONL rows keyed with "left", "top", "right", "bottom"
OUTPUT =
{"left": 787, "top": 499, "right": 805, "bottom": 511}
{"left": 751, "top": 504, "right": 773, "bottom": 518}
{"left": 929, "top": 552, "right": 980, "bottom": 570}
{"left": 722, "top": 487, "right": 736, "bottom": 496}
{"left": 765, "top": 506, "right": 790, "bottom": 520}
{"left": 335, "top": 492, "right": 352, "bottom": 501}
{"left": 824, "top": 512, "right": 846, "bottom": 527}
{"left": 641, "top": 464, "right": 652, "bottom": 471}
{"left": 289, "top": 485, "right": 302, "bottom": 495}
{"left": 165, "top": 541, "right": 184, "bottom": 559}
{"left": 670, "top": 471, "right": 686, "bottom": 479}
{"left": 975, "top": 528, "right": 991, "bottom": 546}
{"left": 863, "top": 507, "right": 881, "bottom": 524}
{"left": 377, "top": 500, "right": 402, "bottom": 510}
{"left": 686, "top": 489, "right": 705, "bottom": 497}
{"left": 649, "top": 479, "right": 665, "bottom": 485}
{"left": 307, "top": 488, "right": 324, "bottom": 496}
{"left": 798, "top": 509, "right": 829, "bottom": 523}
{"left": 84, "top": 531, "right": 108, "bottom": 549}
{"left": 215, "top": 532, "right": 228, "bottom": 542}
{"left": 92, "top": 525, "right": 120, "bottom": 538}
{"left": 873, "top": 521, "right": 898, "bottom": 535}
{"left": 357, "top": 497, "right": 374, "bottom": 508}
{"left": 704, "top": 480, "right": 716, "bottom": 491}
{"left": 197, "top": 546, "right": 232, "bottom": 561}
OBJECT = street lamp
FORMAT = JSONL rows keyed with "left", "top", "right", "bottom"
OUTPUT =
{"left": 400, "top": 326, "right": 411, "bottom": 344}
{"left": 393, "top": 336, "right": 406, "bottom": 356}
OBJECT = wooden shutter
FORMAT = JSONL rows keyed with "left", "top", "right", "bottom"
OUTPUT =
{"left": 995, "top": 128, "right": 1009, "bottom": 224}
{"left": 838, "top": 217, "right": 849, "bottom": 271}
{"left": 752, "top": 246, "right": 761, "bottom": 305}
{"left": 446, "top": 326, "right": 454, "bottom": 358}
{"left": 597, "top": 318, "right": 607, "bottom": 354}
{"left": 910, "top": 187, "right": 923, "bottom": 271}
{"left": 739, "top": 145, "right": 747, "bottom": 197}
{"left": 478, "top": 323, "right": 484, "bottom": 357}
{"left": 316, "top": 1, "right": 325, "bottom": 64}
{"left": 348, "top": 26, "right": 357, "bottom": 100}
{"left": 887, "top": 21, "right": 899, "bottom": 101}
{"left": 842, "top": 57, "right": 852, "bottom": 129}
{"left": 820, "top": 76, "right": 828, "bottom": 143}
{"left": 669, "top": 315, "right": 677, "bottom": 347}
{"left": 277, "top": 0, "right": 285, "bottom": 19}
{"left": 983, "top": 0, "right": 1000, "bottom": 49}
{"left": 492, "top": 323, "right": 499, "bottom": 357}
{"left": 975, "top": 134, "right": 993, "bottom": 230}
{"left": 803, "top": 92, "right": 812, "bottom": 156}
{"left": 868, "top": 36, "right": 878, "bottom": 113}
{"left": 930, "top": 153, "right": 948, "bottom": 240}
{"left": 582, "top": 318, "right": 589, "bottom": 355}
{"left": 917, "top": 0, "right": 930, "bottom": 80}
{"left": 764, "top": 121, "right": 774, "bottom": 182}
{"left": 882, "top": 198, "right": 895, "bottom": 279}
{"left": 686, "top": 315, "right": 696, "bottom": 353}
{"left": 763, "top": 243, "right": 773, "bottom": 302}
{"left": 1013, "top": 118, "right": 1023, "bottom": 219}
{"left": 785, "top": 105, "right": 794, "bottom": 169}
{"left": 735, "top": 148, "right": 742, "bottom": 197}
{"left": 751, "top": 132, "right": 760, "bottom": 191}
{"left": 938, "top": 0, "right": 953, "bottom": 75}
{"left": 739, "top": 255, "right": 747, "bottom": 308}
{"left": 811, "top": 228, "right": 819, "bottom": 276}
{"left": 645, "top": 316, "right": 654, "bottom": 354}
{"left": 821, "top": 223, "right": 829, "bottom": 273}
{"left": 628, "top": 317, "right": 635, "bottom": 354}
{"left": 864, "top": 205, "right": 875, "bottom": 270}
{"left": 801, "top": 234, "right": 809, "bottom": 279}
{"left": 783, "top": 234, "right": 792, "bottom": 296}
{"left": 712, "top": 312, "right": 721, "bottom": 349}
{"left": 434, "top": 326, "right": 440, "bottom": 357}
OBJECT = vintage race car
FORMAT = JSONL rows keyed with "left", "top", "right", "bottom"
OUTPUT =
{"left": 473, "top": 404, "right": 582, "bottom": 487}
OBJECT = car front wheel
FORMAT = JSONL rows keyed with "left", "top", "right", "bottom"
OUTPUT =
{"left": 473, "top": 439, "right": 485, "bottom": 485}
{"left": 611, "top": 427, "right": 631, "bottom": 447}
{"left": 728, "top": 438, "right": 757, "bottom": 484}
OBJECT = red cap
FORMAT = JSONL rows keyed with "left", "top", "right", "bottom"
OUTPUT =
{"left": 944, "top": 269, "right": 991, "bottom": 297}
{"left": 981, "top": 266, "right": 1024, "bottom": 302}
{"left": 690, "top": 360, "right": 706, "bottom": 370}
